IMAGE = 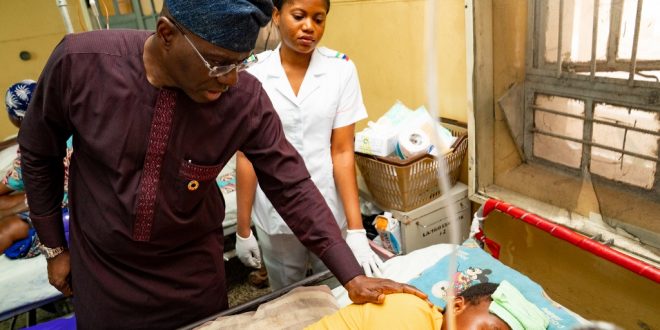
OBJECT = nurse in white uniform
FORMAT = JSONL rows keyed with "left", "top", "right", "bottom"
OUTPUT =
{"left": 235, "top": 0, "right": 383, "bottom": 289}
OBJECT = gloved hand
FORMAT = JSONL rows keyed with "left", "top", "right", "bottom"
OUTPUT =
{"left": 346, "top": 229, "right": 384, "bottom": 277}
{"left": 236, "top": 230, "right": 261, "bottom": 269}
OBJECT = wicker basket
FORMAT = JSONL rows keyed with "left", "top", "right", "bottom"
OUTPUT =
{"left": 355, "top": 128, "right": 468, "bottom": 212}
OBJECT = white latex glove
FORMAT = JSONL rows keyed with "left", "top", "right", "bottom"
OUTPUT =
{"left": 235, "top": 230, "right": 261, "bottom": 269}
{"left": 345, "top": 229, "right": 384, "bottom": 277}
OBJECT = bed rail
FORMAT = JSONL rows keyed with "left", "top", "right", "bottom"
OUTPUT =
{"left": 478, "top": 198, "right": 660, "bottom": 284}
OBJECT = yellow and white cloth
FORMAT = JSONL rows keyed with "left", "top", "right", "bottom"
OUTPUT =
{"left": 306, "top": 293, "right": 443, "bottom": 330}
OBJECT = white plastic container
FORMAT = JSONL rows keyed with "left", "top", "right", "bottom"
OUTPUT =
{"left": 373, "top": 212, "right": 403, "bottom": 255}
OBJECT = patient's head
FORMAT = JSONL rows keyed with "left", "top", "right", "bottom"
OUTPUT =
{"left": 5, "top": 80, "right": 36, "bottom": 128}
{"left": 442, "top": 282, "right": 511, "bottom": 330}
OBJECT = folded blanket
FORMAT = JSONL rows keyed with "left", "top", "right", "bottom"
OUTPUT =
{"left": 195, "top": 285, "right": 339, "bottom": 330}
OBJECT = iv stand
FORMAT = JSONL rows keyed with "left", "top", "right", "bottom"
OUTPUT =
{"left": 55, "top": 0, "right": 75, "bottom": 34}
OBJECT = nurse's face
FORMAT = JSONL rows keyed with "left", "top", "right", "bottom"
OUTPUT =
{"left": 274, "top": 0, "right": 328, "bottom": 55}
{"left": 443, "top": 299, "right": 511, "bottom": 330}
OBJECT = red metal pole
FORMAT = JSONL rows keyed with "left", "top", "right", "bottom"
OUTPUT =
{"left": 481, "top": 199, "right": 660, "bottom": 284}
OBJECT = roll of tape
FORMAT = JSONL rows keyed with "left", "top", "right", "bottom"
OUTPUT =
{"left": 395, "top": 128, "right": 431, "bottom": 160}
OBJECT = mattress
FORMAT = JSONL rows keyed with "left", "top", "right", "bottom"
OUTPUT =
{"left": 0, "top": 144, "right": 61, "bottom": 319}
{"left": 0, "top": 255, "right": 61, "bottom": 318}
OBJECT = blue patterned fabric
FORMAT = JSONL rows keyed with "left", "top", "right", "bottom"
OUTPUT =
{"left": 5, "top": 79, "right": 36, "bottom": 124}
{"left": 5, "top": 228, "right": 40, "bottom": 259}
{"left": 165, "top": 0, "right": 273, "bottom": 52}
{"left": 408, "top": 239, "right": 582, "bottom": 330}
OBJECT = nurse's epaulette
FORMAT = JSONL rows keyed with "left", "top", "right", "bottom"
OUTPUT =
{"left": 254, "top": 49, "right": 274, "bottom": 62}
{"left": 318, "top": 47, "right": 350, "bottom": 61}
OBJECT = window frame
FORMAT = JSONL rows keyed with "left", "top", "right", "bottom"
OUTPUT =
{"left": 466, "top": 0, "right": 660, "bottom": 250}
{"left": 524, "top": 0, "right": 660, "bottom": 194}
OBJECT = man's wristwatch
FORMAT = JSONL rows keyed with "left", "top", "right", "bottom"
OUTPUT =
{"left": 39, "top": 245, "right": 68, "bottom": 259}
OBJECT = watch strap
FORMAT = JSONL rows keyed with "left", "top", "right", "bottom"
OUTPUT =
{"left": 40, "top": 245, "right": 67, "bottom": 259}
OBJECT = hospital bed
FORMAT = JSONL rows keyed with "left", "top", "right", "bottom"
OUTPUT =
{"left": 0, "top": 143, "right": 62, "bottom": 325}
{"left": 185, "top": 198, "right": 660, "bottom": 330}
{"left": 187, "top": 243, "right": 588, "bottom": 330}
{"left": 0, "top": 254, "right": 63, "bottom": 325}
{"left": 10, "top": 181, "right": 658, "bottom": 328}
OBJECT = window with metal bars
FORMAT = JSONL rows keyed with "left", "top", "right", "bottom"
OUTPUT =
{"left": 525, "top": 0, "right": 660, "bottom": 192}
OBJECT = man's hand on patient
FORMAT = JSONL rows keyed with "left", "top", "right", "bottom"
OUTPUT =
{"left": 46, "top": 250, "right": 73, "bottom": 297}
{"left": 344, "top": 275, "right": 429, "bottom": 305}
{"left": 345, "top": 229, "right": 384, "bottom": 277}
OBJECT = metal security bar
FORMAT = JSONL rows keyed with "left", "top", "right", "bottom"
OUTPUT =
{"left": 533, "top": 0, "right": 660, "bottom": 81}
{"left": 590, "top": 0, "right": 600, "bottom": 80}
{"left": 628, "top": 0, "right": 643, "bottom": 85}
{"left": 531, "top": 128, "right": 659, "bottom": 163}
{"left": 556, "top": 0, "right": 564, "bottom": 78}
{"left": 533, "top": 106, "right": 660, "bottom": 136}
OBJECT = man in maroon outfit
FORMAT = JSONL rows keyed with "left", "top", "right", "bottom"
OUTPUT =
{"left": 18, "top": 0, "right": 426, "bottom": 328}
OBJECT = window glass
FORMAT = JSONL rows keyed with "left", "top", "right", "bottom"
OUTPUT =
{"left": 533, "top": 95, "right": 585, "bottom": 169}
{"left": 590, "top": 104, "right": 659, "bottom": 189}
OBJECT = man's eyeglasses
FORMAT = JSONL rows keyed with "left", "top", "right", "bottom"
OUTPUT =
{"left": 169, "top": 18, "right": 258, "bottom": 78}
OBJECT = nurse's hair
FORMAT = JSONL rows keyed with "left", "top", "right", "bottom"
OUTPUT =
{"left": 457, "top": 282, "right": 499, "bottom": 306}
{"left": 273, "top": 0, "right": 330, "bottom": 13}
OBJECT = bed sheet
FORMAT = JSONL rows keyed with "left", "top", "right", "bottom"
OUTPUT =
{"left": 0, "top": 144, "right": 61, "bottom": 319}
{"left": 0, "top": 144, "right": 18, "bottom": 175}
{"left": 218, "top": 155, "right": 237, "bottom": 235}
{"left": 332, "top": 242, "right": 587, "bottom": 328}
{"left": 0, "top": 255, "right": 61, "bottom": 318}
{"left": 331, "top": 244, "right": 456, "bottom": 307}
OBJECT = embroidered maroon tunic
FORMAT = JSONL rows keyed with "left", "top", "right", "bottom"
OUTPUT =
{"left": 18, "top": 30, "right": 363, "bottom": 329}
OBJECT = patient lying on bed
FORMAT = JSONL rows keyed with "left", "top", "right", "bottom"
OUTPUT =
{"left": 0, "top": 186, "right": 31, "bottom": 255}
{"left": 307, "top": 281, "right": 547, "bottom": 330}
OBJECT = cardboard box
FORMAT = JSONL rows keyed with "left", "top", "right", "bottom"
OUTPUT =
{"left": 389, "top": 182, "right": 470, "bottom": 254}
{"left": 354, "top": 130, "right": 398, "bottom": 157}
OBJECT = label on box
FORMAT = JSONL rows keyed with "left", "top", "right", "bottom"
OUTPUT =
{"left": 421, "top": 221, "right": 451, "bottom": 238}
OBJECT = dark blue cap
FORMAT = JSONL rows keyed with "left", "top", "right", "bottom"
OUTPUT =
{"left": 165, "top": 0, "right": 273, "bottom": 52}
